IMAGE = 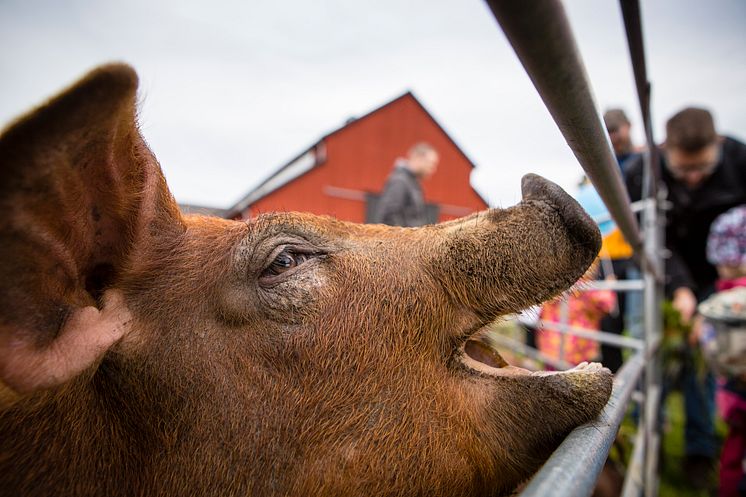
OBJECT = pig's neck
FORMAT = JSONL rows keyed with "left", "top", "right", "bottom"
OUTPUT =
{"left": 0, "top": 360, "right": 293, "bottom": 496}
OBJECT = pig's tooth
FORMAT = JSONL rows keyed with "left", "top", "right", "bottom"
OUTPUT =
{"left": 567, "top": 361, "right": 605, "bottom": 372}
{"left": 533, "top": 361, "right": 607, "bottom": 376}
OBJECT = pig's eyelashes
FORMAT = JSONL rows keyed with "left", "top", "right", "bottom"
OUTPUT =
{"left": 259, "top": 248, "right": 312, "bottom": 284}
{"left": 265, "top": 250, "right": 307, "bottom": 276}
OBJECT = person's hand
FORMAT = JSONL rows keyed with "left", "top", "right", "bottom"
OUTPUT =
{"left": 673, "top": 287, "right": 697, "bottom": 324}
{"left": 688, "top": 314, "right": 704, "bottom": 347}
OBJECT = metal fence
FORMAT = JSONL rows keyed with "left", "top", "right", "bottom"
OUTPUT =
{"left": 484, "top": 1, "right": 664, "bottom": 496}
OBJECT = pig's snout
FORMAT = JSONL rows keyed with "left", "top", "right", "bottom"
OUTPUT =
{"left": 521, "top": 173, "right": 602, "bottom": 258}
{"left": 430, "top": 173, "right": 603, "bottom": 321}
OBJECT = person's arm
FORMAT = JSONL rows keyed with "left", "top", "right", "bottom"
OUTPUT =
{"left": 376, "top": 178, "right": 409, "bottom": 226}
{"left": 666, "top": 248, "right": 697, "bottom": 295}
{"left": 664, "top": 204, "right": 699, "bottom": 320}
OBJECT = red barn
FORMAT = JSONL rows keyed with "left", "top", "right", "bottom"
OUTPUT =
{"left": 225, "top": 92, "right": 488, "bottom": 222}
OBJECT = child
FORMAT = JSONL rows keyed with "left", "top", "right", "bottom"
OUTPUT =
{"left": 700, "top": 205, "right": 746, "bottom": 497}
{"left": 537, "top": 260, "right": 616, "bottom": 366}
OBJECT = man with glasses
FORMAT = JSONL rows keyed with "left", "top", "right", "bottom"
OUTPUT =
{"left": 625, "top": 107, "right": 746, "bottom": 490}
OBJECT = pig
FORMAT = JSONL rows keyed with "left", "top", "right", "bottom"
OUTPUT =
{"left": 0, "top": 64, "right": 612, "bottom": 497}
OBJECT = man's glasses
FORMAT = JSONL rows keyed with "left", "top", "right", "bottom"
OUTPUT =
{"left": 667, "top": 160, "right": 718, "bottom": 178}
{"left": 665, "top": 145, "right": 721, "bottom": 179}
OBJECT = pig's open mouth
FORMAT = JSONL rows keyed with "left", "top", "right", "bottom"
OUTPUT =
{"left": 460, "top": 329, "right": 533, "bottom": 377}
{"left": 459, "top": 327, "right": 605, "bottom": 378}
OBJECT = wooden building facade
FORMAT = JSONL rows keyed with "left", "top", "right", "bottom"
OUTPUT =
{"left": 226, "top": 92, "right": 488, "bottom": 222}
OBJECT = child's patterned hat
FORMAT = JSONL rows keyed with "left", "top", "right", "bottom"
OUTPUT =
{"left": 707, "top": 205, "right": 746, "bottom": 267}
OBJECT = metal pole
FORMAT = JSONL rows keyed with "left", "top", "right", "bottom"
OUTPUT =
{"left": 583, "top": 279, "right": 645, "bottom": 292}
{"left": 484, "top": 4, "right": 667, "bottom": 495}
{"left": 484, "top": 0, "right": 653, "bottom": 275}
{"left": 641, "top": 156, "right": 664, "bottom": 497}
{"left": 619, "top": 0, "right": 660, "bottom": 193}
{"left": 539, "top": 321, "right": 644, "bottom": 351}
{"left": 591, "top": 198, "right": 650, "bottom": 225}
{"left": 621, "top": 417, "right": 646, "bottom": 497}
{"left": 488, "top": 334, "right": 572, "bottom": 371}
{"left": 617, "top": 5, "right": 664, "bottom": 491}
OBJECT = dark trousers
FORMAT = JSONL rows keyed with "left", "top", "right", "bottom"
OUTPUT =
{"left": 661, "top": 358, "right": 717, "bottom": 459}
{"left": 599, "top": 258, "right": 628, "bottom": 373}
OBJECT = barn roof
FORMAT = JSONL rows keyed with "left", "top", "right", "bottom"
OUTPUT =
{"left": 179, "top": 203, "right": 230, "bottom": 217}
{"left": 226, "top": 91, "right": 482, "bottom": 218}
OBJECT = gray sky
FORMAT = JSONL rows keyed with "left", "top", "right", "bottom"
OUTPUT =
{"left": 2, "top": 0, "right": 745, "bottom": 210}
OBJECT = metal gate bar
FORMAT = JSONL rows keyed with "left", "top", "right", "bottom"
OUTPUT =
{"left": 482, "top": 1, "right": 666, "bottom": 495}
{"left": 484, "top": 0, "right": 649, "bottom": 271}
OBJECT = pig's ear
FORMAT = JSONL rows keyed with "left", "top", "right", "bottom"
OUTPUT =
{"left": 0, "top": 64, "right": 181, "bottom": 395}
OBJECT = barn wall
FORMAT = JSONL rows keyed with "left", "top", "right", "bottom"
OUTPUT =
{"left": 244, "top": 94, "right": 488, "bottom": 223}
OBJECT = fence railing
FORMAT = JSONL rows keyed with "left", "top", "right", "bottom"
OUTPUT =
{"left": 484, "top": 1, "right": 664, "bottom": 496}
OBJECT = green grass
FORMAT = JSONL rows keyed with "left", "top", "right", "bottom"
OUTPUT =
{"left": 658, "top": 391, "right": 727, "bottom": 497}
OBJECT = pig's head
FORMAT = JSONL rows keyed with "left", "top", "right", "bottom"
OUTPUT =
{"left": 0, "top": 65, "right": 612, "bottom": 497}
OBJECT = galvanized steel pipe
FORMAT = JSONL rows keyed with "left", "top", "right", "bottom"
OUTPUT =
{"left": 538, "top": 320, "right": 644, "bottom": 351}
{"left": 619, "top": 0, "right": 660, "bottom": 193}
{"left": 485, "top": 0, "right": 645, "bottom": 259}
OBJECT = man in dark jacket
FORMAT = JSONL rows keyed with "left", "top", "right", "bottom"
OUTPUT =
{"left": 374, "top": 142, "right": 439, "bottom": 227}
{"left": 604, "top": 108, "right": 638, "bottom": 172}
{"left": 625, "top": 107, "right": 746, "bottom": 489}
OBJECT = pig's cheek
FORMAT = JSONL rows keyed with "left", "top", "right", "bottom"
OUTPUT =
{"left": 257, "top": 270, "right": 327, "bottom": 324}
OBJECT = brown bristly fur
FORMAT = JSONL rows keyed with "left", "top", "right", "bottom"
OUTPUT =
{"left": 0, "top": 64, "right": 612, "bottom": 497}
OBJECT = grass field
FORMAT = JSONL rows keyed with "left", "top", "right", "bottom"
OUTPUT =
{"left": 658, "top": 390, "right": 726, "bottom": 497}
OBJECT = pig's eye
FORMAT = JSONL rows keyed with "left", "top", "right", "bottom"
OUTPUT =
{"left": 260, "top": 249, "right": 309, "bottom": 280}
